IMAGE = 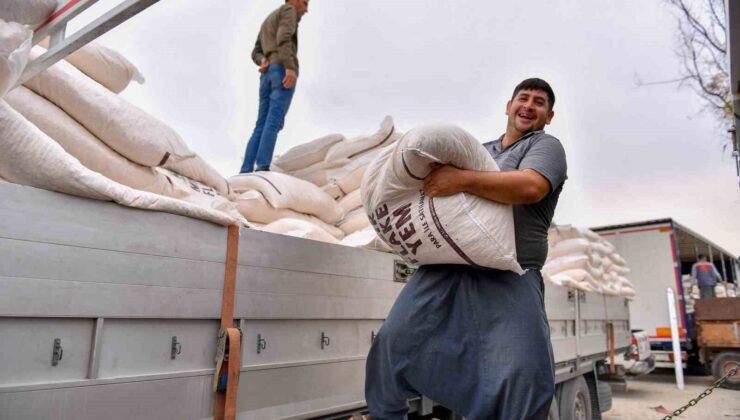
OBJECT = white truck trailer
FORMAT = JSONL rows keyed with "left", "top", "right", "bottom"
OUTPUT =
{"left": 0, "top": 182, "right": 631, "bottom": 419}
{"left": 592, "top": 219, "right": 739, "bottom": 371}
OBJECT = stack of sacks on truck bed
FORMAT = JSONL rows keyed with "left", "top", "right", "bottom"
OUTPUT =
{"left": 0, "top": 19, "right": 242, "bottom": 225}
{"left": 228, "top": 171, "right": 345, "bottom": 240}
{"left": 682, "top": 274, "right": 738, "bottom": 313}
{"left": 227, "top": 117, "right": 401, "bottom": 247}
{"left": 545, "top": 225, "right": 636, "bottom": 299}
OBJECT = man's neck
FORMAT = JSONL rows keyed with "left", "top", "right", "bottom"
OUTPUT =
{"left": 501, "top": 128, "right": 526, "bottom": 149}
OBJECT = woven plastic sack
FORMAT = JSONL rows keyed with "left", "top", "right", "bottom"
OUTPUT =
{"left": 361, "top": 124, "right": 522, "bottom": 273}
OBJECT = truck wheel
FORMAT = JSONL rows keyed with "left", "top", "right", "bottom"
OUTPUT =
{"left": 712, "top": 351, "right": 740, "bottom": 390}
{"left": 559, "top": 376, "right": 592, "bottom": 420}
{"left": 547, "top": 398, "right": 560, "bottom": 420}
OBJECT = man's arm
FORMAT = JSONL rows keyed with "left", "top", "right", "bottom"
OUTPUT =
{"left": 276, "top": 6, "right": 299, "bottom": 87}
{"left": 251, "top": 34, "right": 266, "bottom": 67}
{"left": 691, "top": 264, "right": 698, "bottom": 285}
{"left": 424, "top": 165, "right": 551, "bottom": 205}
{"left": 713, "top": 265, "right": 723, "bottom": 282}
{"left": 425, "top": 135, "right": 566, "bottom": 205}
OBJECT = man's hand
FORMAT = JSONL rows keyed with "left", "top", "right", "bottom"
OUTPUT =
{"left": 424, "top": 165, "right": 469, "bottom": 198}
{"left": 283, "top": 69, "right": 297, "bottom": 89}
{"left": 259, "top": 58, "right": 270, "bottom": 73}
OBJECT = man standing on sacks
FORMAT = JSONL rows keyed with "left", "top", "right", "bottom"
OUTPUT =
{"left": 365, "top": 78, "right": 567, "bottom": 420}
{"left": 240, "top": 0, "right": 308, "bottom": 173}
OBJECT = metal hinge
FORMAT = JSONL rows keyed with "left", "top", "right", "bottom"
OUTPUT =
{"left": 171, "top": 336, "right": 182, "bottom": 360}
{"left": 51, "top": 338, "right": 63, "bottom": 366}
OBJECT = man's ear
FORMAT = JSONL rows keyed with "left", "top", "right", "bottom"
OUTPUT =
{"left": 545, "top": 110, "right": 555, "bottom": 125}
{"left": 505, "top": 100, "right": 511, "bottom": 116}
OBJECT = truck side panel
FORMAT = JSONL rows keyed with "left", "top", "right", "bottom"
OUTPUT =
{"left": 600, "top": 226, "right": 683, "bottom": 339}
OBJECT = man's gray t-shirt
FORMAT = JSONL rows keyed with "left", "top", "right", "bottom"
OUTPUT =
{"left": 483, "top": 131, "right": 567, "bottom": 270}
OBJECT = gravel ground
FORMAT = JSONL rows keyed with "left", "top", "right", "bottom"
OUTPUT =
{"left": 603, "top": 368, "right": 740, "bottom": 419}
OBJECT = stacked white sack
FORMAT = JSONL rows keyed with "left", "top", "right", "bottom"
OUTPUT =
{"left": 282, "top": 116, "right": 399, "bottom": 192}
{"left": 362, "top": 123, "right": 523, "bottom": 273}
{"left": 0, "top": 1, "right": 56, "bottom": 26}
{"left": 262, "top": 218, "right": 340, "bottom": 244}
{"left": 0, "top": 99, "right": 242, "bottom": 226}
{"left": 24, "top": 46, "right": 230, "bottom": 196}
{"left": 272, "top": 133, "right": 344, "bottom": 172}
{"left": 39, "top": 38, "right": 145, "bottom": 93}
{"left": 233, "top": 189, "right": 344, "bottom": 239}
{"left": 24, "top": 47, "right": 194, "bottom": 167}
{"left": 6, "top": 85, "right": 180, "bottom": 197}
{"left": 544, "top": 225, "right": 636, "bottom": 299}
{"left": 0, "top": 19, "right": 31, "bottom": 98}
{"left": 229, "top": 172, "right": 344, "bottom": 224}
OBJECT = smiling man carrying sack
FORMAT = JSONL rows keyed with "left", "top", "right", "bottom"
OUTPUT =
{"left": 365, "top": 78, "right": 568, "bottom": 420}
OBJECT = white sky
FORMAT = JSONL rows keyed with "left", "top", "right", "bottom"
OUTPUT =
{"left": 75, "top": 0, "right": 740, "bottom": 255}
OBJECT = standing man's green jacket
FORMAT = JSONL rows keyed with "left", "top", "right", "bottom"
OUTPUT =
{"left": 251, "top": 5, "right": 300, "bottom": 72}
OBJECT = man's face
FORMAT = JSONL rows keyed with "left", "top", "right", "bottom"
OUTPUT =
{"left": 505, "top": 89, "right": 554, "bottom": 134}
{"left": 289, "top": 0, "right": 309, "bottom": 16}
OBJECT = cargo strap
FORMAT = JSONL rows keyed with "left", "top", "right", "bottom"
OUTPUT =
{"left": 214, "top": 225, "right": 241, "bottom": 420}
{"left": 602, "top": 295, "right": 616, "bottom": 374}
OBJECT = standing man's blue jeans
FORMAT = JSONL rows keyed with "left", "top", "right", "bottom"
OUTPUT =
{"left": 240, "top": 64, "right": 296, "bottom": 173}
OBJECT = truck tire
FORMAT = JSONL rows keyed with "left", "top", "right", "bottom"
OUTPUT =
{"left": 712, "top": 351, "right": 740, "bottom": 390}
{"left": 559, "top": 376, "right": 592, "bottom": 420}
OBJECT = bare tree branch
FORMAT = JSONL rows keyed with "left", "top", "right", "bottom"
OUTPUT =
{"left": 668, "top": 0, "right": 726, "bottom": 54}
{"left": 707, "top": 0, "right": 726, "bottom": 34}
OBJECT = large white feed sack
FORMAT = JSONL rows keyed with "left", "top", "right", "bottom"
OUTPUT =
{"left": 543, "top": 254, "right": 603, "bottom": 278}
{"left": 547, "top": 238, "right": 593, "bottom": 260}
{"left": 328, "top": 146, "right": 390, "bottom": 194}
{"left": 6, "top": 86, "right": 179, "bottom": 197}
{"left": 338, "top": 208, "right": 371, "bottom": 235}
{"left": 262, "top": 218, "right": 340, "bottom": 244}
{"left": 291, "top": 159, "right": 349, "bottom": 186}
{"left": 338, "top": 189, "right": 362, "bottom": 213}
{"left": 234, "top": 190, "right": 344, "bottom": 239}
{"left": 229, "top": 172, "right": 344, "bottom": 224}
{"left": 0, "top": 19, "right": 31, "bottom": 97}
{"left": 39, "top": 39, "right": 144, "bottom": 93}
{"left": 0, "top": 0, "right": 56, "bottom": 26}
{"left": 24, "top": 48, "right": 193, "bottom": 167}
{"left": 322, "top": 181, "right": 344, "bottom": 200}
{"left": 156, "top": 168, "right": 245, "bottom": 223}
{"left": 325, "top": 116, "right": 396, "bottom": 162}
{"left": 164, "top": 154, "right": 231, "bottom": 197}
{"left": 361, "top": 124, "right": 522, "bottom": 273}
{"left": 341, "top": 227, "right": 392, "bottom": 252}
{"left": 548, "top": 225, "right": 601, "bottom": 247}
{"left": 0, "top": 100, "right": 237, "bottom": 226}
{"left": 273, "top": 133, "right": 344, "bottom": 172}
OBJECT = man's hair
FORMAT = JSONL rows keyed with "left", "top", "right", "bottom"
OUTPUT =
{"left": 698, "top": 254, "right": 707, "bottom": 260}
{"left": 511, "top": 78, "right": 555, "bottom": 111}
